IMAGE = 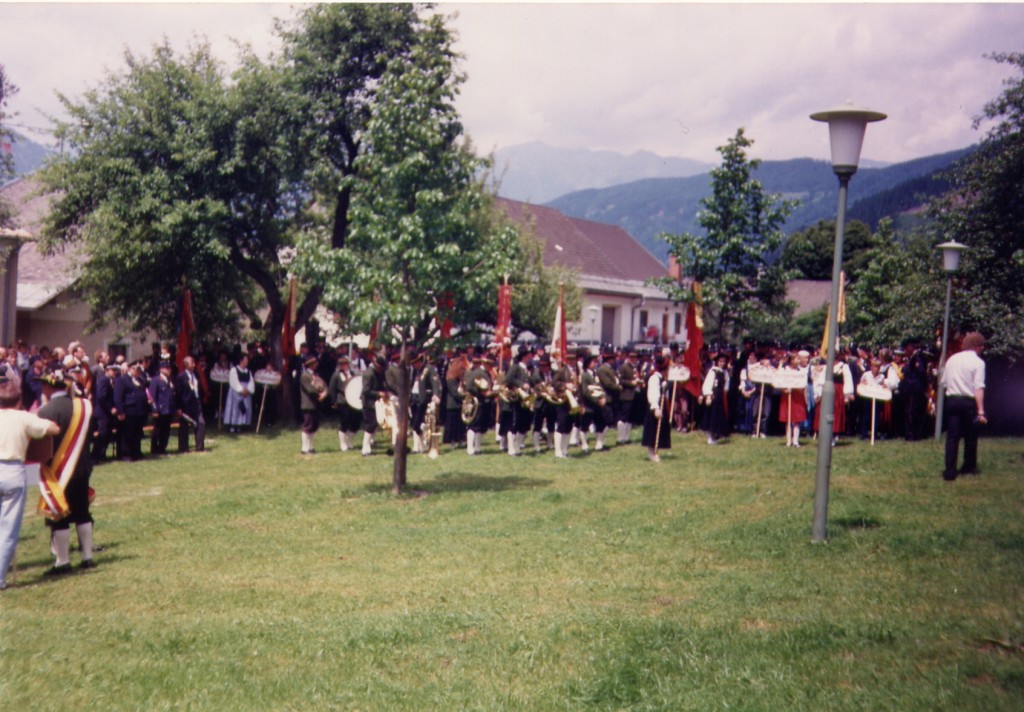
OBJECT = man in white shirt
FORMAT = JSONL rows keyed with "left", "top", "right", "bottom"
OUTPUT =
{"left": 940, "top": 332, "right": 987, "bottom": 481}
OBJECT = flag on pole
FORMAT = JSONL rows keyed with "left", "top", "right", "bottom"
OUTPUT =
{"left": 550, "top": 284, "right": 568, "bottom": 357}
{"left": 176, "top": 284, "right": 195, "bottom": 371}
{"left": 495, "top": 279, "right": 512, "bottom": 344}
{"left": 820, "top": 304, "right": 831, "bottom": 357}
{"left": 682, "top": 293, "right": 704, "bottom": 399}
{"left": 837, "top": 270, "right": 847, "bottom": 324}
{"left": 281, "top": 278, "right": 296, "bottom": 360}
{"left": 436, "top": 293, "right": 455, "bottom": 339}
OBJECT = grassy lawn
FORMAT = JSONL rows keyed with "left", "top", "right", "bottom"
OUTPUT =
{"left": 3, "top": 427, "right": 1023, "bottom": 711}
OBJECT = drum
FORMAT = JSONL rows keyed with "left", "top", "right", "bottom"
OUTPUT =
{"left": 344, "top": 375, "right": 363, "bottom": 409}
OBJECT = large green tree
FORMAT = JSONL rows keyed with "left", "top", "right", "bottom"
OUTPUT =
{"left": 38, "top": 5, "right": 436, "bottom": 361}
{"left": 928, "top": 51, "right": 1024, "bottom": 358}
{"left": 652, "top": 128, "right": 798, "bottom": 344}
{"left": 782, "top": 218, "right": 873, "bottom": 280}
{"left": 1, "top": 64, "right": 17, "bottom": 226}
{"left": 294, "top": 15, "right": 519, "bottom": 492}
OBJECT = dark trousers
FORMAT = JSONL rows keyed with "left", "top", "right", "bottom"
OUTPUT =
{"left": 150, "top": 414, "right": 172, "bottom": 455}
{"left": 944, "top": 396, "right": 979, "bottom": 478}
{"left": 178, "top": 412, "right": 206, "bottom": 452}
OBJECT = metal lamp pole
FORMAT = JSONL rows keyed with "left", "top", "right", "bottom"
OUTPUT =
{"left": 809, "top": 104, "right": 886, "bottom": 543}
{"left": 933, "top": 241, "right": 967, "bottom": 440}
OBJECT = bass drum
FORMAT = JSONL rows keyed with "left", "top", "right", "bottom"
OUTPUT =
{"left": 344, "top": 375, "right": 363, "bottom": 410}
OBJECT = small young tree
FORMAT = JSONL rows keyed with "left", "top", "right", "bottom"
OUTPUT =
{"left": 651, "top": 128, "right": 798, "bottom": 344}
{"left": 293, "top": 16, "right": 519, "bottom": 493}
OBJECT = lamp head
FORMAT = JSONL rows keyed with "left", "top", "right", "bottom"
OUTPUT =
{"left": 811, "top": 103, "right": 887, "bottom": 177}
{"left": 937, "top": 240, "right": 966, "bottom": 273}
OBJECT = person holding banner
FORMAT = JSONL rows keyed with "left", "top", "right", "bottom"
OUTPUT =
{"left": 813, "top": 356, "right": 854, "bottom": 445}
{"left": 702, "top": 352, "right": 731, "bottom": 445}
{"left": 776, "top": 352, "right": 809, "bottom": 448}
{"left": 642, "top": 355, "right": 671, "bottom": 462}
{"left": 37, "top": 368, "right": 96, "bottom": 576}
{"left": 0, "top": 378, "right": 60, "bottom": 590}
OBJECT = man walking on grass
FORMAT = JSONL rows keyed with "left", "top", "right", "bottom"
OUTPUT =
{"left": 940, "top": 331, "right": 987, "bottom": 481}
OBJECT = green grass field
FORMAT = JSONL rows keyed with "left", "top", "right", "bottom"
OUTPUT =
{"left": 3, "top": 427, "right": 1022, "bottom": 711}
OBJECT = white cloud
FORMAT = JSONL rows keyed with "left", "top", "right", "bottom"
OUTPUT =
{"left": 3, "top": 2, "right": 1021, "bottom": 164}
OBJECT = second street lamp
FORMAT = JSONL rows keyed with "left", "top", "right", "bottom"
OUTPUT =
{"left": 933, "top": 240, "right": 967, "bottom": 440}
{"left": 809, "top": 103, "right": 886, "bottom": 543}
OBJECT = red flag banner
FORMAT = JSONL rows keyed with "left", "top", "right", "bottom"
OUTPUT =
{"left": 550, "top": 284, "right": 568, "bottom": 357}
{"left": 436, "top": 293, "right": 455, "bottom": 339}
{"left": 281, "top": 278, "right": 296, "bottom": 360}
{"left": 176, "top": 285, "right": 195, "bottom": 371}
{"left": 682, "top": 298, "right": 704, "bottom": 399}
{"left": 495, "top": 283, "right": 512, "bottom": 343}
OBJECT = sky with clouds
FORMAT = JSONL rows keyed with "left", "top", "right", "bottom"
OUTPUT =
{"left": 3, "top": 2, "right": 1022, "bottom": 165}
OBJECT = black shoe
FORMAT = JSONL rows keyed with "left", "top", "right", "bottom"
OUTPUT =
{"left": 43, "top": 563, "right": 73, "bottom": 577}
{"left": 959, "top": 467, "right": 980, "bottom": 476}
{"left": 79, "top": 559, "right": 97, "bottom": 570}
{"left": 943, "top": 471, "right": 958, "bottom": 481}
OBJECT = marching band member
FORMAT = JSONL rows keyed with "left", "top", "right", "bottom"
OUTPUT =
{"left": 596, "top": 350, "right": 622, "bottom": 447}
{"left": 299, "top": 354, "right": 328, "bottom": 454}
{"left": 642, "top": 355, "right": 671, "bottom": 462}
{"left": 411, "top": 352, "right": 442, "bottom": 454}
{"left": 463, "top": 354, "right": 494, "bottom": 456}
{"left": 616, "top": 351, "right": 639, "bottom": 444}
{"left": 579, "top": 354, "right": 608, "bottom": 452}
{"left": 530, "top": 355, "right": 557, "bottom": 453}
{"left": 360, "top": 357, "right": 388, "bottom": 456}
{"left": 503, "top": 345, "right": 533, "bottom": 457}
{"left": 550, "top": 351, "right": 576, "bottom": 459}
{"left": 328, "top": 355, "right": 359, "bottom": 451}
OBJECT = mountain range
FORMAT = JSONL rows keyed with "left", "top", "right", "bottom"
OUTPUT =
{"left": 542, "top": 146, "right": 974, "bottom": 263}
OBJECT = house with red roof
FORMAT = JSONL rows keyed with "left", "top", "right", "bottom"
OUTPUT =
{"left": 495, "top": 197, "right": 687, "bottom": 347}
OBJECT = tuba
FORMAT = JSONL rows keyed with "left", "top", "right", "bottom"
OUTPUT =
{"left": 586, "top": 383, "right": 607, "bottom": 408}
{"left": 424, "top": 400, "right": 442, "bottom": 459}
{"left": 460, "top": 393, "right": 479, "bottom": 424}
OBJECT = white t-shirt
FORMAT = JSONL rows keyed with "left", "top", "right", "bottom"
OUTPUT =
{"left": 0, "top": 409, "right": 54, "bottom": 461}
{"left": 942, "top": 349, "right": 985, "bottom": 398}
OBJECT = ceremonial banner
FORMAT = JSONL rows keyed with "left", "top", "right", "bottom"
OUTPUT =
{"left": 773, "top": 368, "right": 809, "bottom": 391}
{"left": 209, "top": 365, "right": 231, "bottom": 384}
{"left": 682, "top": 295, "right": 704, "bottom": 399}
{"left": 495, "top": 281, "right": 512, "bottom": 344}
{"left": 550, "top": 284, "right": 568, "bottom": 356}
{"left": 38, "top": 398, "right": 92, "bottom": 520}
{"left": 857, "top": 383, "right": 893, "bottom": 401}
{"left": 668, "top": 365, "right": 691, "bottom": 382}
{"left": 254, "top": 369, "right": 283, "bottom": 387}
{"left": 176, "top": 285, "right": 195, "bottom": 372}
{"left": 437, "top": 293, "right": 455, "bottom": 339}
{"left": 748, "top": 362, "right": 775, "bottom": 384}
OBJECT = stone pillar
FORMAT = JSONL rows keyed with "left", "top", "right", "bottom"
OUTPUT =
{"left": 0, "top": 228, "right": 29, "bottom": 346}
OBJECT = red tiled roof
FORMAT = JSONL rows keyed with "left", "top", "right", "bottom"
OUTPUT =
{"left": 495, "top": 197, "right": 668, "bottom": 282}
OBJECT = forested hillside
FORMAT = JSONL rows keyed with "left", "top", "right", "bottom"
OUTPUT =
{"left": 546, "top": 147, "right": 974, "bottom": 263}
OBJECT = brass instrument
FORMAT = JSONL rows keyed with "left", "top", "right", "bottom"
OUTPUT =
{"left": 536, "top": 382, "right": 562, "bottom": 406}
{"left": 586, "top": 383, "right": 608, "bottom": 408}
{"left": 564, "top": 384, "right": 581, "bottom": 415}
{"left": 424, "top": 400, "right": 442, "bottom": 459}
{"left": 460, "top": 393, "right": 479, "bottom": 424}
{"left": 375, "top": 395, "right": 397, "bottom": 432}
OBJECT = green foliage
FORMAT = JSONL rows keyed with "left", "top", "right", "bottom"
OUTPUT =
{"left": 928, "top": 51, "right": 1024, "bottom": 359}
{"left": 782, "top": 219, "right": 873, "bottom": 280}
{"left": 38, "top": 42, "right": 256, "bottom": 340}
{"left": 652, "top": 128, "right": 798, "bottom": 343}
{"left": 0, "top": 63, "right": 17, "bottom": 226}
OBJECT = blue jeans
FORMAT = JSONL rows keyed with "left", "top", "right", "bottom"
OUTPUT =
{"left": 0, "top": 461, "right": 28, "bottom": 588}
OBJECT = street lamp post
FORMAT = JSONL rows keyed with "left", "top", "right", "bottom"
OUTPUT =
{"left": 809, "top": 103, "right": 886, "bottom": 543}
{"left": 933, "top": 241, "right": 967, "bottom": 440}
{"left": 587, "top": 305, "right": 600, "bottom": 348}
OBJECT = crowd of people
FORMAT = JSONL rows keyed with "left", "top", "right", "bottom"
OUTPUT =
{"left": 0, "top": 329, "right": 987, "bottom": 590}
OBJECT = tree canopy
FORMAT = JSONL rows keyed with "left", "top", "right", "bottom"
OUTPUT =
{"left": 652, "top": 128, "right": 797, "bottom": 344}
{"left": 1, "top": 64, "right": 18, "bottom": 226}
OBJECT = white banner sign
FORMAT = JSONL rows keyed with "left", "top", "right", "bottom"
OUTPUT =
{"left": 748, "top": 363, "right": 775, "bottom": 384}
{"left": 772, "top": 368, "right": 809, "bottom": 391}
{"left": 857, "top": 383, "right": 893, "bottom": 401}
{"left": 668, "top": 365, "right": 691, "bottom": 382}
{"left": 209, "top": 365, "right": 231, "bottom": 384}
{"left": 254, "top": 369, "right": 282, "bottom": 387}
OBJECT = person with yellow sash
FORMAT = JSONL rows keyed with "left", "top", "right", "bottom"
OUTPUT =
{"left": 37, "top": 367, "right": 96, "bottom": 576}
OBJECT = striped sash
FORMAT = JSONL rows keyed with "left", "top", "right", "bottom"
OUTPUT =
{"left": 38, "top": 397, "right": 92, "bottom": 520}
